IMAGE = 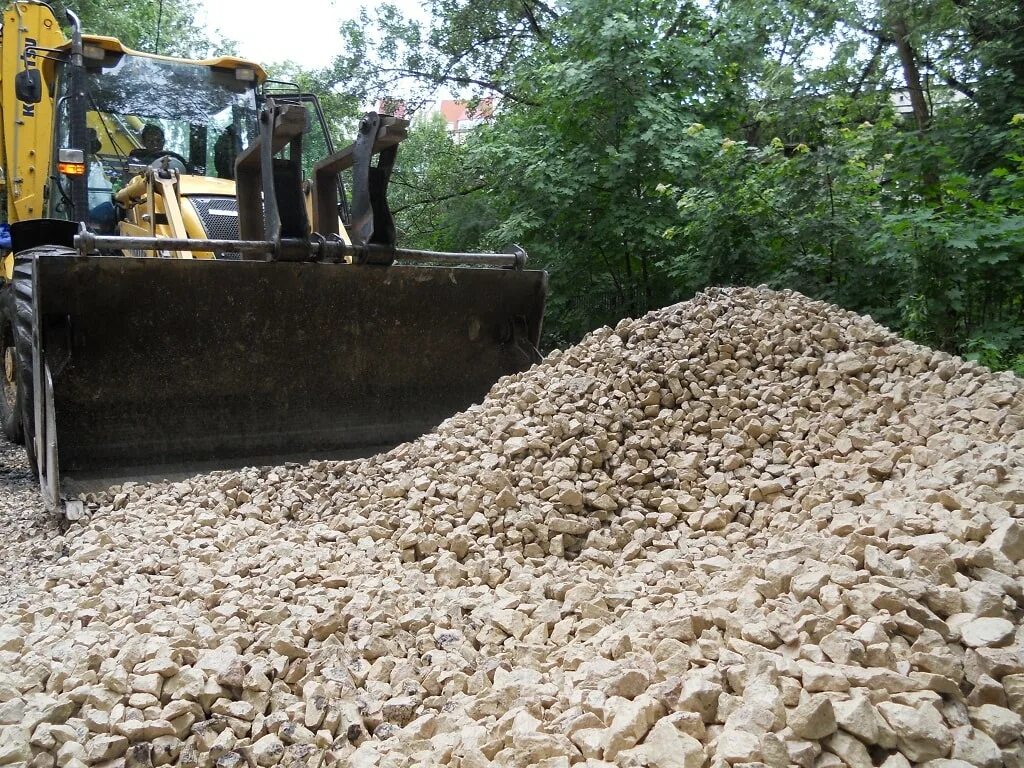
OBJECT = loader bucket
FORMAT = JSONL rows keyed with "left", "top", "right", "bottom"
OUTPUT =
{"left": 30, "top": 253, "right": 546, "bottom": 495}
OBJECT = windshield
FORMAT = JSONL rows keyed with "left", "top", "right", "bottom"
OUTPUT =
{"left": 77, "top": 53, "right": 258, "bottom": 181}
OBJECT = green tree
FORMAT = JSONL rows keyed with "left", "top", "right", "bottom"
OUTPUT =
{"left": 331, "top": 0, "right": 1024, "bottom": 368}
{"left": 387, "top": 113, "right": 495, "bottom": 252}
{"left": 329, "top": 0, "right": 555, "bottom": 107}
{"left": 465, "top": 0, "right": 755, "bottom": 344}
{"left": 49, "top": 0, "right": 235, "bottom": 58}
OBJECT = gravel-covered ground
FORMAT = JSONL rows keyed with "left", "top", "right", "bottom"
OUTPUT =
{"left": 0, "top": 437, "right": 63, "bottom": 607}
{"left": 1, "top": 287, "right": 1023, "bottom": 768}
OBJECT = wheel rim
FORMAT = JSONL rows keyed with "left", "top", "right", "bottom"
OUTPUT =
{"left": 2, "top": 343, "right": 16, "bottom": 413}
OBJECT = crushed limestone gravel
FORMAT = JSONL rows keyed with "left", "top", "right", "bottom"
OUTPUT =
{"left": 1, "top": 287, "right": 1023, "bottom": 768}
{"left": 0, "top": 439, "right": 62, "bottom": 609}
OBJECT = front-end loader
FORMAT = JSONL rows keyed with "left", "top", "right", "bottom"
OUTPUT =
{"left": 0, "top": 2, "right": 547, "bottom": 516}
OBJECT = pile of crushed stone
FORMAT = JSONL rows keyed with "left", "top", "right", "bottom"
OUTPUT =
{"left": 1, "top": 287, "right": 1022, "bottom": 768}
{"left": 0, "top": 438, "right": 61, "bottom": 609}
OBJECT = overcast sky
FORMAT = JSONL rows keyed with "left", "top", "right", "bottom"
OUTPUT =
{"left": 195, "top": 0, "right": 424, "bottom": 70}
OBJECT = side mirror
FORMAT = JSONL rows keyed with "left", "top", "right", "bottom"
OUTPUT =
{"left": 15, "top": 69, "right": 42, "bottom": 104}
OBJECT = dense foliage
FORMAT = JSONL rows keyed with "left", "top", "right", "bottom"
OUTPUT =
{"left": 320, "top": 0, "right": 1024, "bottom": 371}
{"left": 51, "top": 0, "right": 233, "bottom": 57}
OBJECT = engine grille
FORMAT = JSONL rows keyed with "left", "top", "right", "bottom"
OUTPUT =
{"left": 188, "top": 196, "right": 241, "bottom": 260}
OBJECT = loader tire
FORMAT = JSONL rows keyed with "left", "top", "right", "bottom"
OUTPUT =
{"left": 14, "top": 246, "right": 79, "bottom": 474}
{"left": 0, "top": 283, "right": 23, "bottom": 442}
{"left": 13, "top": 256, "right": 36, "bottom": 472}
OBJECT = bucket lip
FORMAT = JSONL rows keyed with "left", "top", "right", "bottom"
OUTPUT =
{"left": 35, "top": 250, "right": 549, "bottom": 276}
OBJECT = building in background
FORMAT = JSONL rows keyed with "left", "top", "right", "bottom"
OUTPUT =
{"left": 436, "top": 99, "right": 494, "bottom": 138}
{"left": 376, "top": 98, "right": 496, "bottom": 140}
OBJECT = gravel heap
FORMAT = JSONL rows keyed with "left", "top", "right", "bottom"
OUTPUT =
{"left": 1, "top": 287, "right": 1023, "bottom": 768}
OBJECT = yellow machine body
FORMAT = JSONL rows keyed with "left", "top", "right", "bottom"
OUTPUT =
{"left": 1, "top": 2, "right": 65, "bottom": 279}
{"left": 0, "top": 2, "right": 267, "bottom": 277}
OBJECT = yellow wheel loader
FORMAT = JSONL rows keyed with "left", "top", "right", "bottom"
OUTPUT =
{"left": 0, "top": 2, "right": 546, "bottom": 517}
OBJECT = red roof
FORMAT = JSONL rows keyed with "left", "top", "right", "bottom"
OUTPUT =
{"left": 373, "top": 98, "right": 495, "bottom": 129}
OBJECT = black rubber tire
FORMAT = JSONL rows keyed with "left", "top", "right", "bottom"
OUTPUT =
{"left": 14, "top": 246, "right": 80, "bottom": 474}
{"left": 0, "top": 283, "right": 23, "bottom": 442}
{"left": 13, "top": 256, "right": 36, "bottom": 472}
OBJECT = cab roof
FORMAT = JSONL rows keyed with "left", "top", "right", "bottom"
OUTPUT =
{"left": 68, "top": 34, "right": 267, "bottom": 82}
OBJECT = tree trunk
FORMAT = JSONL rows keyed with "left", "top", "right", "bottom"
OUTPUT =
{"left": 890, "top": 18, "right": 930, "bottom": 133}
{"left": 888, "top": 15, "right": 941, "bottom": 197}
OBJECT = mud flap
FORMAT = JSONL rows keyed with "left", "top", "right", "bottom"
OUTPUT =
{"left": 30, "top": 254, "right": 546, "bottom": 492}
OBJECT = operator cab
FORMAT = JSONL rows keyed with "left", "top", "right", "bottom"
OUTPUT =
{"left": 47, "top": 40, "right": 263, "bottom": 238}
{"left": 42, "top": 37, "right": 341, "bottom": 254}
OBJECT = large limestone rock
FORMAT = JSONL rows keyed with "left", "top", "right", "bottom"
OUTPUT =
{"left": 878, "top": 703, "right": 954, "bottom": 762}
{"left": 788, "top": 695, "right": 837, "bottom": 740}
